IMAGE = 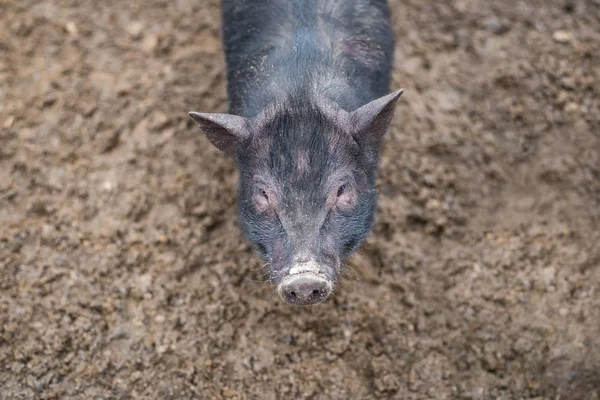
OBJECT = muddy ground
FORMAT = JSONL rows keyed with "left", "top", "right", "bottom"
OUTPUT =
{"left": 1, "top": 0, "right": 599, "bottom": 398}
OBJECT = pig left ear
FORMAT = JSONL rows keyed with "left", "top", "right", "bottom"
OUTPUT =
{"left": 350, "top": 89, "right": 404, "bottom": 143}
{"left": 188, "top": 112, "right": 250, "bottom": 156}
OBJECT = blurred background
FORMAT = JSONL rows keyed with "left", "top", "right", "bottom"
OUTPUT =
{"left": 1, "top": 0, "right": 599, "bottom": 398}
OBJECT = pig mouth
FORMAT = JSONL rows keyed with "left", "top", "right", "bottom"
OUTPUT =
{"left": 276, "top": 262, "right": 334, "bottom": 306}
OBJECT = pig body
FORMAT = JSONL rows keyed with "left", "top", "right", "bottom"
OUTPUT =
{"left": 190, "top": 0, "right": 403, "bottom": 305}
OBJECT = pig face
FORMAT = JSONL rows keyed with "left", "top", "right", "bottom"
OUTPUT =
{"left": 189, "top": 89, "right": 402, "bottom": 305}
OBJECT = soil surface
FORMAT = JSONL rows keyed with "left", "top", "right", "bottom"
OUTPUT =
{"left": 1, "top": 0, "right": 600, "bottom": 399}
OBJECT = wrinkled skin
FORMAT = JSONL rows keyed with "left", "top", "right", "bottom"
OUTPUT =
{"left": 189, "top": 0, "right": 402, "bottom": 304}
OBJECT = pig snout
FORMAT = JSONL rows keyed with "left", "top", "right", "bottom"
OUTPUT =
{"left": 276, "top": 261, "right": 333, "bottom": 305}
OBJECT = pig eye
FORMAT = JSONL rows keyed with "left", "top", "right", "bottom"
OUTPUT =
{"left": 253, "top": 187, "right": 272, "bottom": 213}
{"left": 333, "top": 182, "right": 355, "bottom": 210}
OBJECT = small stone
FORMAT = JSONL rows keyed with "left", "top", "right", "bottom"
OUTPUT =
{"left": 138, "top": 274, "right": 152, "bottom": 293}
{"left": 552, "top": 30, "right": 573, "bottom": 44}
{"left": 42, "top": 94, "right": 57, "bottom": 108}
{"left": 148, "top": 111, "right": 169, "bottom": 131}
{"left": 102, "top": 181, "right": 114, "bottom": 191}
{"left": 126, "top": 21, "right": 144, "bottom": 39}
{"left": 116, "top": 82, "right": 134, "bottom": 96}
{"left": 564, "top": 102, "right": 579, "bottom": 114}
{"left": 130, "top": 371, "right": 142, "bottom": 382}
{"left": 561, "top": 76, "right": 576, "bottom": 90}
{"left": 222, "top": 388, "right": 239, "bottom": 398}
{"left": 4, "top": 116, "right": 15, "bottom": 128}
{"left": 142, "top": 34, "right": 158, "bottom": 52}
{"left": 41, "top": 223, "right": 55, "bottom": 240}
{"left": 434, "top": 215, "right": 448, "bottom": 227}
{"left": 423, "top": 173, "right": 438, "bottom": 186}
{"left": 65, "top": 21, "right": 78, "bottom": 36}
{"left": 426, "top": 199, "right": 441, "bottom": 209}
{"left": 482, "top": 353, "right": 498, "bottom": 371}
{"left": 482, "top": 17, "right": 509, "bottom": 35}
{"left": 97, "top": 129, "right": 120, "bottom": 153}
{"left": 540, "top": 266, "right": 556, "bottom": 286}
{"left": 81, "top": 102, "right": 97, "bottom": 117}
{"left": 282, "top": 335, "right": 294, "bottom": 345}
{"left": 559, "top": 307, "right": 569, "bottom": 316}
{"left": 157, "top": 345, "right": 167, "bottom": 354}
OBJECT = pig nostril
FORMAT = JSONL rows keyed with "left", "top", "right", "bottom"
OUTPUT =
{"left": 288, "top": 291, "right": 297, "bottom": 301}
{"left": 311, "top": 289, "right": 320, "bottom": 297}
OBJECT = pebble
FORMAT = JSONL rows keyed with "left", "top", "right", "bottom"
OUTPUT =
{"left": 561, "top": 76, "right": 576, "bottom": 90}
{"left": 565, "top": 102, "right": 579, "bottom": 114}
{"left": 126, "top": 21, "right": 144, "bottom": 39}
{"left": 559, "top": 307, "right": 569, "bottom": 316}
{"left": 482, "top": 353, "right": 498, "bottom": 372}
{"left": 552, "top": 30, "right": 573, "bottom": 44}
{"left": 97, "top": 129, "right": 120, "bottom": 153}
{"left": 282, "top": 335, "right": 294, "bottom": 345}
{"left": 4, "top": 115, "right": 15, "bottom": 128}
{"left": 65, "top": 21, "right": 78, "bottom": 36}
{"left": 102, "top": 180, "right": 114, "bottom": 191}
{"left": 539, "top": 266, "right": 556, "bottom": 286}
{"left": 426, "top": 199, "right": 441, "bottom": 210}
{"left": 149, "top": 111, "right": 169, "bottom": 130}
{"left": 138, "top": 274, "right": 152, "bottom": 293}
{"left": 142, "top": 34, "right": 158, "bottom": 52}
{"left": 482, "top": 17, "right": 508, "bottom": 35}
{"left": 157, "top": 345, "right": 168, "bottom": 354}
{"left": 222, "top": 388, "right": 239, "bottom": 398}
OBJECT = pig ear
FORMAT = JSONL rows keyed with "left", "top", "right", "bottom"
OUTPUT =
{"left": 188, "top": 112, "right": 250, "bottom": 156}
{"left": 350, "top": 89, "right": 404, "bottom": 143}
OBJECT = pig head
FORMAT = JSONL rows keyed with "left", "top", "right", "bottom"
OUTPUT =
{"left": 189, "top": 89, "right": 403, "bottom": 305}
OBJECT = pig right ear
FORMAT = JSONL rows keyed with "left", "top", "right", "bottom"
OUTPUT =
{"left": 188, "top": 112, "right": 250, "bottom": 156}
{"left": 349, "top": 89, "right": 404, "bottom": 144}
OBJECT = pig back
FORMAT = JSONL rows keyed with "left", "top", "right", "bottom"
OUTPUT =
{"left": 220, "top": 0, "right": 394, "bottom": 117}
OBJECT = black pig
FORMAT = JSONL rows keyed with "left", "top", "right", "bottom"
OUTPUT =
{"left": 189, "top": 0, "right": 403, "bottom": 305}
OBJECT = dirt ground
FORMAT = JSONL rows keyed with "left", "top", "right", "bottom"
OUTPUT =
{"left": 1, "top": 0, "right": 599, "bottom": 398}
